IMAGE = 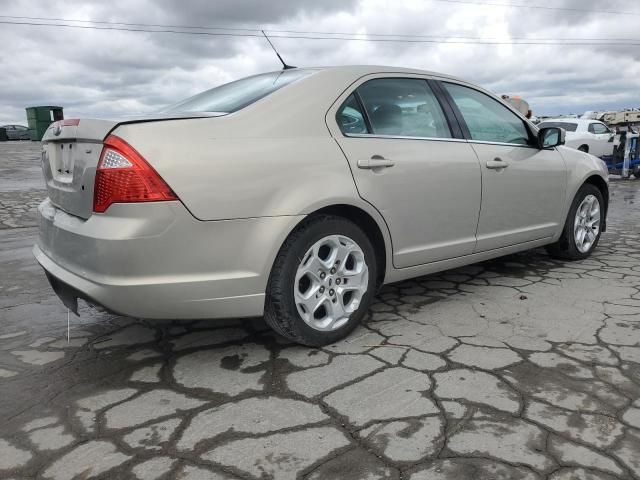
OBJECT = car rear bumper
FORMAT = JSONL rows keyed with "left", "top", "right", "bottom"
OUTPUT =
{"left": 34, "top": 198, "right": 304, "bottom": 319}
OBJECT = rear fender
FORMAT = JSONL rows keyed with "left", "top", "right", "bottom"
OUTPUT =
{"left": 269, "top": 196, "right": 394, "bottom": 286}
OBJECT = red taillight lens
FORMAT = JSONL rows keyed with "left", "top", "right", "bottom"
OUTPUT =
{"left": 93, "top": 135, "right": 178, "bottom": 213}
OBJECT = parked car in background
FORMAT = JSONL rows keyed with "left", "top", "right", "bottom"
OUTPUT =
{"left": 34, "top": 66, "right": 609, "bottom": 346}
{"left": 1, "top": 124, "right": 31, "bottom": 140}
{"left": 537, "top": 118, "right": 614, "bottom": 157}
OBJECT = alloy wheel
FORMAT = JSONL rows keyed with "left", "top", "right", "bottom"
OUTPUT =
{"left": 574, "top": 194, "right": 600, "bottom": 253}
{"left": 294, "top": 235, "right": 368, "bottom": 331}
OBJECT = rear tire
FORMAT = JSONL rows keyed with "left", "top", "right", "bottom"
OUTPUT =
{"left": 578, "top": 145, "right": 589, "bottom": 153}
{"left": 264, "top": 215, "right": 377, "bottom": 346}
{"left": 546, "top": 184, "right": 603, "bottom": 260}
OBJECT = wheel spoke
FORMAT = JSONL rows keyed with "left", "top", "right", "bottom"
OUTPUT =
{"left": 580, "top": 202, "right": 589, "bottom": 218}
{"left": 325, "top": 296, "right": 347, "bottom": 328}
{"left": 578, "top": 228, "right": 587, "bottom": 246}
{"left": 299, "top": 254, "right": 324, "bottom": 280}
{"left": 314, "top": 243, "right": 335, "bottom": 269}
{"left": 334, "top": 239, "right": 356, "bottom": 272}
{"left": 294, "top": 279, "right": 320, "bottom": 301}
{"left": 337, "top": 250, "right": 365, "bottom": 278}
{"left": 337, "top": 283, "right": 366, "bottom": 312}
{"left": 296, "top": 289, "right": 320, "bottom": 315}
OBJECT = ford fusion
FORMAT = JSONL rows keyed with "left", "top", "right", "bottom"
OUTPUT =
{"left": 35, "top": 66, "right": 608, "bottom": 346}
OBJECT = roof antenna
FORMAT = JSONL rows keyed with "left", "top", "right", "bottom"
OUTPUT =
{"left": 261, "top": 30, "right": 296, "bottom": 70}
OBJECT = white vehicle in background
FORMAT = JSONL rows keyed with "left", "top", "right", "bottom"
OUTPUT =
{"left": 537, "top": 118, "right": 615, "bottom": 157}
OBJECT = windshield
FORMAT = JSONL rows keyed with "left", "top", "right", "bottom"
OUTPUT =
{"left": 163, "top": 69, "right": 315, "bottom": 114}
{"left": 539, "top": 121, "right": 578, "bottom": 132}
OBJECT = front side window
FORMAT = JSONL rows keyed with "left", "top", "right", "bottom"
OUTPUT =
{"left": 444, "top": 83, "right": 530, "bottom": 145}
{"left": 355, "top": 78, "right": 451, "bottom": 138}
{"left": 164, "top": 69, "right": 315, "bottom": 114}
{"left": 538, "top": 121, "right": 578, "bottom": 132}
{"left": 589, "top": 123, "right": 610, "bottom": 134}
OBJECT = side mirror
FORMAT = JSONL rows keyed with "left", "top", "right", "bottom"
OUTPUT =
{"left": 538, "top": 127, "right": 565, "bottom": 149}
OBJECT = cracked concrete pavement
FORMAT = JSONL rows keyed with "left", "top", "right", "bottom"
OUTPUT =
{"left": 1, "top": 140, "right": 640, "bottom": 479}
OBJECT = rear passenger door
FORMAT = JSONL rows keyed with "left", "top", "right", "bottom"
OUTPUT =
{"left": 329, "top": 76, "right": 482, "bottom": 268}
{"left": 440, "top": 81, "right": 566, "bottom": 252}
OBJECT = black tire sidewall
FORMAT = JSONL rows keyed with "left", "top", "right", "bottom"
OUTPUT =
{"left": 271, "top": 217, "right": 377, "bottom": 346}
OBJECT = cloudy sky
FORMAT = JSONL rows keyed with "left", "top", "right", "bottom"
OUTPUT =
{"left": 1, "top": 0, "right": 639, "bottom": 125}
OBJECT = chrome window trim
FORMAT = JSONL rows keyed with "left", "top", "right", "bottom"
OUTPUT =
{"left": 466, "top": 139, "right": 538, "bottom": 149}
{"left": 344, "top": 133, "right": 541, "bottom": 149}
{"left": 344, "top": 133, "right": 467, "bottom": 143}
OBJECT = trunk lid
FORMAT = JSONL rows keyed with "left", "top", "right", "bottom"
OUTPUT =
{"left": 41, "top": 113, "right": 223, "bottom": 219}
{"left": 41, "top": 119, "right": 115, "bottom": 219}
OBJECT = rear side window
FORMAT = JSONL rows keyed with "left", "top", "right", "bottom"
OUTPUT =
{"left": 164, "top": 69, "right": 314, "bottom": 114}
{"left": 538, "top": 121, "right": 578, "bottom": 132}
{"left": 589, "top": 123, "right": 610, "bottom": 134}
{"left": 444, "top": 83, "right": 530, "bottom": 145}
{"left": 336, "top": 94, "right": 368, "bottom": 134}
{"left": 356, "top": 78, "right": 452, "bottom": 138}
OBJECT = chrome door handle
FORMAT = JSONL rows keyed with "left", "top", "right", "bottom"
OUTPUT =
{"left": 358, "top": 155, "right": 395, "bottom": 169}
{"left": 486, "top": 158, "right": 509, "bottom": 169}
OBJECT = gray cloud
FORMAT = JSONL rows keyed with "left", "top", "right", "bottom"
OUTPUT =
{"left": 1, "top": 0, "right": 638, "bottom": 124}
{"left": 152, "top": 0, "right": 359, "bottom": 25}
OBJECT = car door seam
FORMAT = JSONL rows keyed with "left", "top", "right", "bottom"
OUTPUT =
{"left": 467, "top": 142, "right": 484, "bottom": 253}
{"left": 330, "top": 137, "right": 397, "bottom": 268}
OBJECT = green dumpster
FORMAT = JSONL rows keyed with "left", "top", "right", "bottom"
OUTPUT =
{"left": 25, "top": 106, "right": 64, "bottom": 141}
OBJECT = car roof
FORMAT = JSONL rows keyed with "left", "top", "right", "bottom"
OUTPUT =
{"left": 281, "top": 65, "right": 466, "bottom": 83}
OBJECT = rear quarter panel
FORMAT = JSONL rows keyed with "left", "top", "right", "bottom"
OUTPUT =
{"left": 114, "top": 120, "right": 359, "bottom": 220}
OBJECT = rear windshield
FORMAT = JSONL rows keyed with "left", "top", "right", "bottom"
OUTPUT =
{"left": 538, "top": 121, "right": 578, "bottom": 132}
{"left": 163, "top": 69, "right": 314, "bottom": 114}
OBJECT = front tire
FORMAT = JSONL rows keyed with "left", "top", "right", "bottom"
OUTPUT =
{"left": 546, "top": 184, "right": 603, "bottom": 260}
{"left": 264, "top": 215, "right": 377, "bottom": 346}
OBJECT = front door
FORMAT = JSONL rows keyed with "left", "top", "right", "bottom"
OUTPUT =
{"left": 331, "top": 76, "right": 482, "bottom": 268}
{"left": 441, "top": 81, "right": 567, "bottom": 252}
{"left": 589, "top": 122, "right": 614, "bottom": 157}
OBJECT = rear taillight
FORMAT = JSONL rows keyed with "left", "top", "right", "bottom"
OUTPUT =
{"left": 93, "top": 135, "right": 178, "bottom": 213}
